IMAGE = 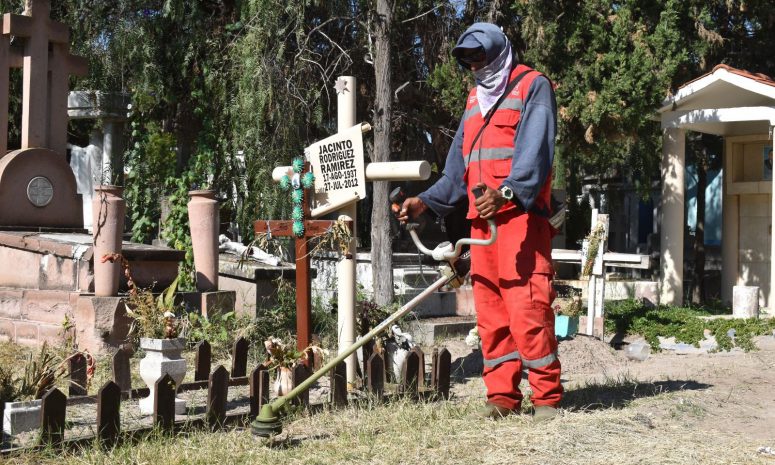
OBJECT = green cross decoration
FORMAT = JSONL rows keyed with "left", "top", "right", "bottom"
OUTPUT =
{"left": 254, "top": 158, "right": 351, "bottom": 352}
{"left": 278, "top": 157, "right": 316, "bottom": 237}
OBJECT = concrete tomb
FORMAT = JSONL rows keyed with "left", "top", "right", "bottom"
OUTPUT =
{"left": 0, "top": 1, "right": 209, "bottom": 353}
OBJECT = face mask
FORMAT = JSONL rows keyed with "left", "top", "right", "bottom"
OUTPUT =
{"left": 474, "top": 43, "right": 512, "bottom": 116}
{"left": 474, "top": 44, "right": 511, "bottom": 87}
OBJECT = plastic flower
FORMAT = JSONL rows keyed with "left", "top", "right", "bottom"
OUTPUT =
{"left": 292, "top": 220, "right": 304, "bottom": 237}
{"left": 291, "top": 189, "right": 304, "bottom": 204}
{"left": 302, "top": 171, "right": 315, "bottom": 189}
{"left": 292, "top": 157, "right": 304, "bottom": 173}
{"left": 279, "top": 174, "right": 291, "bottom": 191}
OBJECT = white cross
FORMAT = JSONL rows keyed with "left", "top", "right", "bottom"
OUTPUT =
{"left": 552, "top": 209, "right": 650, "bottom": 337}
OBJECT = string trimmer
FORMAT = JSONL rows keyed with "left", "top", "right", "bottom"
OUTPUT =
{"left": 250, "top": 188, "right": 496, "bottom": 437}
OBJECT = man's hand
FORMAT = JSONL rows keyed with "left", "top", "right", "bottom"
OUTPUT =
{"left": 473, "top": 183, "right": 508, "bottom": 219}
{"left": 398, "top": 197, "right": 428, "bottom": 223}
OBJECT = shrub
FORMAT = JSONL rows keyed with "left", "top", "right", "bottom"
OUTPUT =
{"left": 605, "top": 299, "right": 775, "bottom": 352}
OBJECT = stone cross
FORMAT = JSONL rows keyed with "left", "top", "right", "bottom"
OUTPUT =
{"left": 0, "top": 0, "right": 87, "bottom": 155}
{"left": 0, "top": 0, "right": 86, "bottom": 229}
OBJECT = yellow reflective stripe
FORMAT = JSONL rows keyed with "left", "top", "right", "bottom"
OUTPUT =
{"left": 464, "top": 147, "right": 514, "bottom": 168}
{"left": 521, "top": 352, "right": 558, "bottom": 369}
{"left": 462, "top": 99, "right": 523, "bottom": 124}
{"left": 482, "top": 350, "right": 520, "bottom": 368}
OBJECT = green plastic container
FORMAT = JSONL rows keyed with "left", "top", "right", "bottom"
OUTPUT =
{"left": 554, "top": 315, "right": 579, "bottom": 339}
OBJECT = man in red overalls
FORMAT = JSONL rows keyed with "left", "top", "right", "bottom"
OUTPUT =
{"left": 399, "top": 22, "right": 561, "bottom": 421}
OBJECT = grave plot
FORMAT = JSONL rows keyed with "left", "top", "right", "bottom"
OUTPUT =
{"left": 0, "top": 336, "right": 451, "bottom": 454}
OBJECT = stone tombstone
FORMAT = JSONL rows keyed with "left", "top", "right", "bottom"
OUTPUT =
{"left": 0, "top": 0, "right": 88, "bottom": 229}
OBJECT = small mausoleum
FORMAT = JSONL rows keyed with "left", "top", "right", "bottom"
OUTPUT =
{"left": 658, "top": 64, "right": 775, "bottom": 308}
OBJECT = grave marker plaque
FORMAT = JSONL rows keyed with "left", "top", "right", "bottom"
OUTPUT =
{"left": 306, "top": 123, "right": 367, "bottom": 216}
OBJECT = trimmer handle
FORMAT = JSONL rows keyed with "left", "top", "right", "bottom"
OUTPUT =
{"left": 390, "top": 186, "right": 423, "bottom": 230}
{"left": 389, "top": 186, "right": 406, "bottom": 206}
{"left": 408, "top": 186, "right": 497, "bottom": 261}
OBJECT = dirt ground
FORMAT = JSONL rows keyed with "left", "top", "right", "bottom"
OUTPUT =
{"left": 440, "top": 334, "right": 775, "bottom": 444}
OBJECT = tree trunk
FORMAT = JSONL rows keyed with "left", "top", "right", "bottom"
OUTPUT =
{"left": 462, "top": 0, "right": 478, "bottom": 25}
{"left": 486, "top": 0, "right": 504, "bottom": 23}
{"left": 371, "top": 0, "right": 394, "bottom": 307}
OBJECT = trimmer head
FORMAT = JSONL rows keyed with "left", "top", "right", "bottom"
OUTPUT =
{"left": 251, "top": 405, "right": 283, "bottom": 437}
{"left": 251, "top": 418, "right": 283, "bottom": 437}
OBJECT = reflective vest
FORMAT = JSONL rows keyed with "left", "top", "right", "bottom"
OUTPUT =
{"left": 462, "top": 64, "right": 553, "bottom": 220}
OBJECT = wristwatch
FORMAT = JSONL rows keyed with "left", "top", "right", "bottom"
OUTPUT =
{"left": 499, "top": 185, "right": 514, "bottom": 201}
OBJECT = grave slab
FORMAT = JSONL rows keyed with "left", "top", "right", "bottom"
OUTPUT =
{"left": 407, "top": 316, "right": 477, "bottom": 345}
{"left": 218, "top": 253, "right": 298, "bottom": 317}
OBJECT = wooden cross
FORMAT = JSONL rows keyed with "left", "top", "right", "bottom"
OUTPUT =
{"left": 253, "top": 164, "right": 352, "bottom": 352}
{"left": 1, "top": 0, "right": 88, "bottom": 155}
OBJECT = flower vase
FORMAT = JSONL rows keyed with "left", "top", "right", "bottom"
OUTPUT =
{"left": 92, "top": 185, "right": 126, "bottom": 296}
{"left": 138, "top": 338, "right": 187, "bottom": 415}
{"left": 554, "top": 315, "right": 579, "bottom": 339}
{"left": 187, "top": 190, "right": 219, "bottom": 292}
{"left": 274, "top": 366, "right": 294, "bottom": 397}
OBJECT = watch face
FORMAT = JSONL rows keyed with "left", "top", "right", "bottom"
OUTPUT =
{"left": 500, "top": 187, "right": 513, "bottom": 199}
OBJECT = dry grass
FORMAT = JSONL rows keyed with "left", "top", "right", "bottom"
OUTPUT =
{"left": 3, "top": 379, "right": 770, "bottom": 465}
{"left": 4, "top": 339, "right": 772, "bottom": 464}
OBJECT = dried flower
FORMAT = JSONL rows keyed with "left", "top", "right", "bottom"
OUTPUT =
{"left": 105, "top": 253, "right": 182, "bottom": 340}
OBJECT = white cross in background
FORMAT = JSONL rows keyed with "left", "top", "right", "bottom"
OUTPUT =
{"left": 552, "top": 208, "right": 651, "bottom": 337}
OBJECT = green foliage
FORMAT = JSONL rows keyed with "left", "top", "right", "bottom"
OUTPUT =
{"left": 184, "top": 278, "right": 337, "bottom": 361}
{"left": 183, "top": 310, "right": 259, "bottom": 359}
{"left": 126, "top": 276, "right": 184, "bottom": 340}
{"left": 263, "top": 337, "right": 307, "bottom": 369}
{"left": 35, "top": 0, "right": 775, "bottom": 268}
{"left": 555, "top": 297, "right": 583, "bottom": 318}
{"left": 0, "top": 364, "right": 14, "bottom": 402}
{"left": 512, "top": 1, "right": 685, "bottom": 193}
{"left": 427, "top": 60, "right": 470, "bottom": 118}
{"left": 605, "top": 299, "right": 775, "bottom": 352}
{"left": 356, "top": 283, "right": 402, "bottom": 346}
{"left": 160, "top": 174, "right": 196, "bottom": 289}
{"left": 356, "top": 299, "right": 395, "bottom": 336}
{"left": 124, "top": 121, "right": 177, "bottom": 243}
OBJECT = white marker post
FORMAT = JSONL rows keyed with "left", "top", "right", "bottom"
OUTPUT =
{"left": 335, "top": 76, "right": 358, "bottom": 384}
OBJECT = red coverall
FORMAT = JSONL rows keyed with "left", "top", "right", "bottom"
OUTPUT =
{"left": 463, "top": 65, "right": 562, "bottom": 410}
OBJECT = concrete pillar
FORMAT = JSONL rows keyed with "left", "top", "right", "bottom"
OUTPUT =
{"left": 659, "top": 127, "right": 686, "bottom": 305}
{"left": 102, "top": 121, "right": 125, "bottom": 185}
{"left": 771, "top": 126, "right": 775, "bottom": 310}
{"left": 721, "top": 139, "right": 739, "bottom": 305}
